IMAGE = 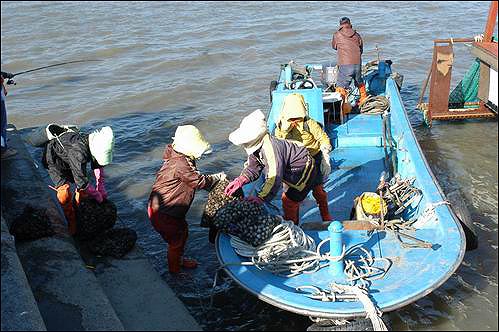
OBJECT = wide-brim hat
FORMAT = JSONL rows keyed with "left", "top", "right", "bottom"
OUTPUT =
{"left": 172, "top": 125, "right": 212, "bottom": 159}
{"left": 89, "top": 126, "right": 115, "bottom": 166}
{"left": 228, "top": 109, "right": 268, "bottom": 147}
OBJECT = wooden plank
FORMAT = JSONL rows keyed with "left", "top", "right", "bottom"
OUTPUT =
{"left": 428, "top": 45, "right": 454, "bottom": 119}
{"left": 471, "top": 42, "right": 498, "bottom": 71}
{"left": 478, "top": 62, "right": 490, "bottom": 102}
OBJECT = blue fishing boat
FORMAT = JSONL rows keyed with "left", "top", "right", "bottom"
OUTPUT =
{"left": 215, "top": 60, "right": 467, "bottom": 329}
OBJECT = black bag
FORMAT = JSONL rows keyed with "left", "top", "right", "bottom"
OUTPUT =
{"left": 75, "top": 198, "right": 116, "bottom": 240}
{"left": 10, "top": 205, "right": 55, "bottom": 241}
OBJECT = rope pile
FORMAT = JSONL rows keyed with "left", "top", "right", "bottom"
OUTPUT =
{"left": 360, "top": 95, "right": 390, "bottom": 114}
{"left": 296, "top": 244, "right": 391, "bottom": 331}
{"left": 377, "top": 175, "right": 422, "bottom": 216}
{"left": 230, "top": 220, "right": 326, "bottom": 277}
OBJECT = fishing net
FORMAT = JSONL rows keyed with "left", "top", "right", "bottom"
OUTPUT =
{"left": 201, "top": 178, "right": 244, "bottom": 228}
{"left": 213, "top": 200, "right": 281, "bottom": 247}
{"left": 87, "top": 228, "right": 137, "bottom": 258}
{"left": 202, "top": 179, "right": 281, "bottom": 246}
{"left": 10, "top": 205, "right": 55, "bottom": 241}
{"left": 75, "top": 198, "right": 116, "bottom": 240}
{"left": 448, "top": 58, "right": 480, "bottom": 108}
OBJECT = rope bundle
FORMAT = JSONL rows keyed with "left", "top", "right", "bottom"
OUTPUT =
{"left": 230, "top": 220, "right": 326, "bottom": 277}
{"left": 360, "top": 95, "right": 390, "bottom": 114}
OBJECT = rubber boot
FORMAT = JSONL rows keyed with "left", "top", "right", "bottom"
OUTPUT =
{"left": 282, "top": 193, "right": 300, "bottom": 225}
{"left": 312, "top": 184, "right": 333, "bottom": 221}
{"left": 335, "top": 87, "right": 352, "bottom": 116}
{"left": 358, "top": 83, "right": 368, "bottom": 106}
{"left": 181, "top": 257, "right": 198, "bottom": 269}
{"left": 56, "top": 184, "right": 77, "bottom": 235}
{"left": 167, "top": 245, "right": 182, "bottom": 274}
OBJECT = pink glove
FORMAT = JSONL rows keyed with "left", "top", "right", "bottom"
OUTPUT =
{"left": 245, "top": 196, "right": 264, "bottom": 205}
{"left": 93, "top": 167, "right": 108, "bottom": 200}
{"left": 84, "top": 184, "right": 104, "bottom": 203}
{"left": 224, "top": 176, "right": 249, "bottom": 196}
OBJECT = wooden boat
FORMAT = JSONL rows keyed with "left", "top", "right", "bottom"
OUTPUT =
{"left": 215, "top": 60, "right": 466, "bottom": 327}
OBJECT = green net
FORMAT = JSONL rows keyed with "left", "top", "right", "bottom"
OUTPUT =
{"left": 449, "top": 58, "right": 480, "bottom": 108}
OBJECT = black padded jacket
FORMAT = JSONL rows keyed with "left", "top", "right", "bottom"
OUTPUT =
{"left": 42, "top": 131, "right": 98, "bottom": 189}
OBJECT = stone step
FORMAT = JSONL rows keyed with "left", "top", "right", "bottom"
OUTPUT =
{"left": 83, "top": 246, "right": 202, "bottom": 331}
{"left": 1, "top": 214, "right": 47, "bottom": 331}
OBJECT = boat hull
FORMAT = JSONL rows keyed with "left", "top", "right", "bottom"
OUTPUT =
{"left": 216, "top": 64, "right": 466, "bottom": 318}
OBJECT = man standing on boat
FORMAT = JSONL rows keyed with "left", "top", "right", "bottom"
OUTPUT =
{"left": 332, "top": 17, "right": 368, "bottom": 114}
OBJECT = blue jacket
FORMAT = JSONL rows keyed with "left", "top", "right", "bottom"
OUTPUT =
{"left": 240, "top": 134, "right": 315, "bottom": 202}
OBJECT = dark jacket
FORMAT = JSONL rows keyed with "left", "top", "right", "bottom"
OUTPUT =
{"left": 331, "top": 25, "right": 363, "bottom": 65}
{"left": 42, "top": 131, "right": 97, "bottom": 189}
{"left": 240, "top": 134, "right": 315, "bottom": 202}
{"left": 149, "top": 144, "right": 215, "bottom": 219}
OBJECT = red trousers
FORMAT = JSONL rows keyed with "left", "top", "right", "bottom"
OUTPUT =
{"left": 147, "top": 204, "right": 188, "bottom": 254}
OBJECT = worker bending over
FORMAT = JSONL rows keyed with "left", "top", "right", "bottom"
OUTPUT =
{"left": 148, "top": 125, "right": 225, "bottom": 273}
{"left": 42, "top": 125, "right": 114, "bottom": 235}
{"left": 224, "top": 109, "right": 318, "bottom": 225}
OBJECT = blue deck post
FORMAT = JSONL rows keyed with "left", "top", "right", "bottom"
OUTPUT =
{"left": 328, "top": 221, "right": 344, "bottom": 279}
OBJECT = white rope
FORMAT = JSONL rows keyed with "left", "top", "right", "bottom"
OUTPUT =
{"left": 415, "top": 200, "right": 450, "bottom": 228}
{"left": 330, "top": 283, "right": 388, "bottom": 331}
{"left": 221, "top": 221, "right": 391, "bottom": 330}
{"left": 230, "top": 220, "right": 346, "bottom": 277}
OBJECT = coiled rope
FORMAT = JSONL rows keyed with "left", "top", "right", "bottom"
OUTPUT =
{"left": 212, "top": 221, "right": 391, "bottom": 330}
{"left": 230, "top": 220, "right": 344, "bottom": 277}
{"left": 360, "top": 95, "right": 390, "bottom": 114}
{"left": 296, "top": 245, "right": 390, "bottom": 331}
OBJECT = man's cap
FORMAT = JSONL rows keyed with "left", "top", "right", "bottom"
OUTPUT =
{"left": 340, "top": 17, "right": 351, "bottom": 25}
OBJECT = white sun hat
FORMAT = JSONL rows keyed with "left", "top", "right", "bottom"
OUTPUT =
{"left": 228, "top": 109, "right": 268, "bottom": 154}
{"left": 172, "top": 125, "right": 212, "bottom": 159}
{"left": 88, "top": 126, "right": 115, "bottom": 166}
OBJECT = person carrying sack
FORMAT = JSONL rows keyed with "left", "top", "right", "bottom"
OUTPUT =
{"left": 148, "top": 125, "right": 226, "bottom": 274}
{"left": 274, "top": 94, "right": 333, "bottom": 222}
{"left": 42, "top": 125, "right": 114, "bottom": 235}
{"left": 224, "top": 109, "right": 318, "bottom": 226}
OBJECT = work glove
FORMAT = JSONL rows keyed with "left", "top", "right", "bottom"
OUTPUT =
{"left": 209, "top": 172, "right": 227, "bottom": 183}
{"left": 244, "top": 196, "right": 264, "bottom": 205}
{"left": 474, "top": 34, "right": 484, "bottom": 42}
{"left": 224, "top": 176, "right": 249, "bottom": 196}
{"left": 320, "top": 146, "right": 332, "bottom": 178}
{"left": 93, "top": 167, "right": 108, "bottom": 200}
{"left": 82, "top": 184, "right": 104, "bottom": 204}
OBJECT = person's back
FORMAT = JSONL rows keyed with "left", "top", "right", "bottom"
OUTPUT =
{"left": 331, "top": 17, "right": 368, "bottom": 110}
{"left": 332, "top": 23, "right": 363, "bottom": 65}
